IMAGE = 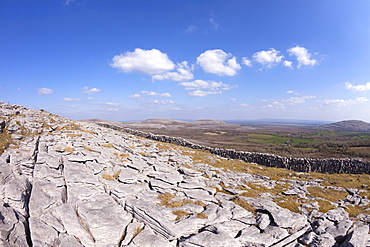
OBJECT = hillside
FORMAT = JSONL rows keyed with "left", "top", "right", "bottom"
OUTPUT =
{"left": 320, "top": 120, "right": 370, "bottom": 132}
{"left": 0, "top": 102, "right": 369, "bottom": 246}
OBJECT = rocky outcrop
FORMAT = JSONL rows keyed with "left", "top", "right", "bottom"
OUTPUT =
{"left": 98, "top": 122, "right": 370, "bottom": 175}
{"left": 1, "top": 102, "right": 370, "bottom": 246}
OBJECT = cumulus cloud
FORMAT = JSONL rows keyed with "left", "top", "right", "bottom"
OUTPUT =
{"left": 253, "top": 48, "right": 284, "bottom": 68}
{"left": 283, "top": 60, "right": 293, "bottom": 68}
{"left": 100, "top": 102, "right": 122, "bottom": 106}
{"left": 152, "top": 61, "right": 194, "bottom": 82}
{"left": 188, "top": 90, "right": 222, "bottom": 97}
{"left": 129, "top": 94, "right": 142, "bottom": 99}
{"left": 196, "top": 49, "right": 241, "bottom": 76}
{"left": 110, "top": 48, "right": 175, "bottom": 75}
{"left": 242, "top": 57, "right": 252, "bottom": 67}
{"left": 283, "top": 95, "right": 316, "bottom": 104}
{"left": 141, "top": 91, "right": 172, "bottom": 97}
{"left": 287, "top": 46, "right": 317, "bottom": 68}
{"left": 209, "top": 18, "right": 219, "bottom": 30}
{"left": 62, "top": 98, "right": 83, "bottom": 102}
{"left": 38, "top": 88, "right": 54, "bottom": 95}
{"left": 345, "top": 82, "right": 370, "bottom": 92}
{"left": 179, "top": 79, "right": 235, "bottom": 91}
{"left": 149, "top": 100, "right": 175, "bottom": 104}
{"left": 321, "top": 97, "right": 369, "bottom": 107}
{"left": 82, "top": 87, "right": 101, "bottom": 94}
{"left": 186, "top": 25, "right": 198, "bottom": 33}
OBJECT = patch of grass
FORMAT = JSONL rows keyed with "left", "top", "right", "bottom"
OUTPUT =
{"left": 102, "top": 170, "right": 121, "bottom": 181}
{"left": 63, "top": 147, "right": 75, "bottom": 153}
{"left": 84, "top": 146, "right": 94, "bottom": 152}
{"left": 196, "top": 212, "right": 208, "bottom": 219}
{"left": 276, "top": 197, "right": 301, "bottom": 213}
{"left": 307, "top": 187, "right": 348, "bottom": 202}
{"left": 133, "top": 226, "right": 144, "bottom": 239}
{"left": 345, "top": 205, "right": 368, "bottom": 218}
{"left": 102, "top": 143, "right": 115, "bottom": 148}
{"left": 157, "top": 192, "right": 207, "bottom": 209}
{"left": 0, "top": 131, "right": 13, "bottom": 154}
{"left": 102, "top": 174, "right": 115, "bottom": 181}
{"left": 232, "top": 197, "right": 257, "bottom": 213}
{"left": 172, "top": 210, "right": 191, "bottom": 221}
{"left": 67, "top": 134, "right": 82, "bottom": 138}
{"left": 81, "top": 129, "right": 95, "bottom": 134}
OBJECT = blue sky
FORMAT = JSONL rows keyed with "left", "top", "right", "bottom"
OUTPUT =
{"left": 1, "top": 1, "right": 370, "bottom": 122}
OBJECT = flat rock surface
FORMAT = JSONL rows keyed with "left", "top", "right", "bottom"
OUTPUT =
{"left": 0, "top": 102, "right": 370, "bottom": 247}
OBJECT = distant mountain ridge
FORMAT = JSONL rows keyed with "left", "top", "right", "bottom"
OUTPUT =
{"left": 319, "top": 120, "right": 370, "bottom": 132}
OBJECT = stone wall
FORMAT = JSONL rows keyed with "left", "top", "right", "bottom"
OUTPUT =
{"left": 98, "top": 122, "right": 370, "bottom": 175}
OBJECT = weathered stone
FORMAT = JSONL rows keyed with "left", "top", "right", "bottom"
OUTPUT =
{"left": 241, "top": 197, "right": 308, "bottom": 231}
{"left": 128, "top": 227, "right": 175, "bottom": 247}
{"left": 180, "top": 229, "right": 240, "bottom": 247}
{"left": 76, "top": 193, "right": 132, "bottom": 245}
{"left": 121, "top": 221, "right": 145, "bottom": 246}
{"left": 29, "top": 217, "right": 59, "bottom": 246}
{"left": 340, "top": 225, "right": 369, "bottom": 247}
{"left": 238, "top": 225, "right": 276, "bottom": 246}
{"left": 257, "top": 213, "right": 270, "bottom": 230}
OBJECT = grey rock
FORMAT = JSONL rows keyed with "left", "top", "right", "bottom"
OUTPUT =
{"left": 180, "top": 229, "right": 240, "bottom": 247}
{"left": 127, "top": 227, "right": 175, "bottom": 247}
{"left": 58, "top": 233, "right": 84, "bottom": 247}
{"left": 238, "top": 225, "right": 276, "bottom": 246}
{"left": 340, "top": 225, "right": 369, "bottom": 247}
{"left": 256, "top": 213, "right": 270, "bottom": 230}
{"left": 29, "top": 217, "right": 59, "bottom": 246}
{"left": 76, "top": 193, "right": 132, "bottom": 245}
{"left": 121, "top": 221, "right": 145, "bottom": 246}
{"left": 310, "top": 232, "right": 336, "bottom": 247}
{"left": 325, "top": 207, "right": 349, "bottom": 222}
{"left": 241, "top": 197, "right": 308, "bottom": 231}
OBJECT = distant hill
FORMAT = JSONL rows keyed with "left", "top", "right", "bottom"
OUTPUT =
{"left": 319, "top": 120, "right": 370, "bottom": 132}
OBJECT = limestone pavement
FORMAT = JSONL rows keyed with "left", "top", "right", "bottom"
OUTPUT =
{"left": 0, "top": 102, "right": 369, "bottom": 247}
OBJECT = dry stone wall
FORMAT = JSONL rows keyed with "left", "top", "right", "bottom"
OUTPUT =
{"left": 98, "top": 123, "right": 370, "bottom": 175}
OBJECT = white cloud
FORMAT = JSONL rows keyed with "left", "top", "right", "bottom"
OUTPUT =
{"left": 230, "top": 98, "right": 236, "bottom": 101}
{"left": 110, "top": 48, "right": 175, "bottom": 75}
{"left": 321, "top": 97, "right": 369, "bottom": 107}
{"left": 179, "top": 79, "right": 235, "bottom": 91}
{"left": 240, "top": 103, "right": 250, "bottom": 107}
{"left": 62, "top": 98, "right": 83, "bottom": 102}
{"left": 253, "top": 48, "right": 284, "bottom": 68}
{"left": 242, "top": 57, "right": 252, "bottom": 67}
{"left": 188, "top": 90, "right": 222, "bottom": 97}
{"left": 287, "top": 46, "right": 317, "bottom": 68}
{"left": 179, "top": 79, "right": 235, "bottom": 97}
{"left": 345, "top": 82, "right": 370, "bottom": 92}
{"left": 186, "top": 25, "right": 198, "bottom": 33}
{"left": 286, "top": 90, "right": 295, "bottom": 94}
{"left": 100, "top": 102, "right": 122, "bottom": 106}
{"left": 87, "top": 97, "right": 95, "bottom": 100}
{"left": 38, "top": 88, "right": 54, "bottom": 95}
{"left": 283, "top": 95, "right": 316, "bottom": 104}
{"left": 129, "top": 94, "right": 142, "bottom": 99}
{"left": 283, "top": 60, "right": 293, "bottom": 68}
{"left": 149, "top": 100, "right": 175, "bottom": 104}
{"left": 82, "top": 87, "right": 101, "bottom": 94}
{"left": 65, "top": 0, "right": 74, "bottom": 5}
{"left": 209, "top": 18, "right": 219, "bottom": 30}
{"left": 152, "top": 61, "right": 194, "bottom": 81}
{"left": 141, "top": 91, "right": 172, "bottom": 97}
{"left": 196, "top": 49, "right": 241, "bottom": 76}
